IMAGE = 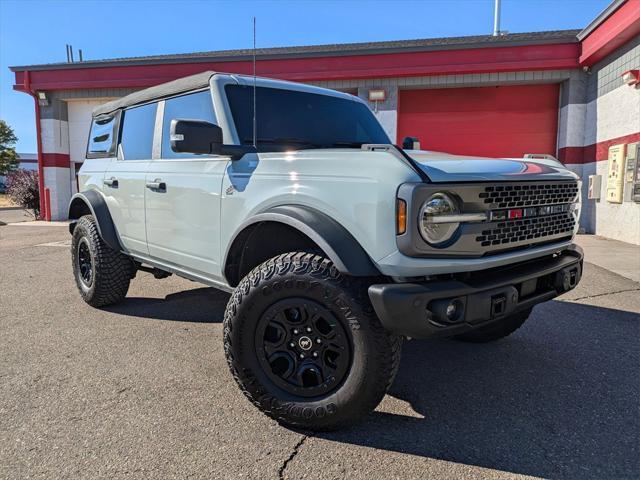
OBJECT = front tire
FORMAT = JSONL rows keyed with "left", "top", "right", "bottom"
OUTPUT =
{"left": 71, "top": 215, "right": 133, "bottom": 307}
{"left": 223, "top": 252, "right": 402, "bottom": 431}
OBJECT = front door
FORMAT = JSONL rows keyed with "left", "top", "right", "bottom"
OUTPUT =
{"left": 103, "top": 102, "right": 157, "bottom": 255}
{"left": 144, "top": 90, "right": 228, "bottom": 280}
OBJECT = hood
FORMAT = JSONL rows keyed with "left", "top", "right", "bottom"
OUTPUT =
{"left": 406, "top": 150, "right": 578, "bottom": 183}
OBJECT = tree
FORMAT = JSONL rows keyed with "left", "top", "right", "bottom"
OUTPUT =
{"left": 0, "top": 120, "right": 19, "bottom": 175}
{"left": 6, "top": 170, "right": 39, "bottom": 218}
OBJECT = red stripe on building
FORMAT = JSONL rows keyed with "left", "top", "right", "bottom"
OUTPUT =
{"left": 41, "top": 153, "right": 70, "bottom": 168}
{"left": 558, "top": 132, "right": 640, "bottom": 164}
{"left": 13, "top": 43, "right": 580, "bottom": 91}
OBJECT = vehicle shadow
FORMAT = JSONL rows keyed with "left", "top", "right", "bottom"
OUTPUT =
{"left": 316, "top": 300, "right": 640, "bottom": 479}
{"left": 104, "top": 287, "right": 638, "bottom": 478}
{"left": 105, "top": 287, "right": 230, "bottom": 323}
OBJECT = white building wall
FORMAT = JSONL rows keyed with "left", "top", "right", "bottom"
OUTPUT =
{"left": 43, "top": 167, "right": 73, "bottom": 220}
{"left": 67, "top": 100, "right": 105, "bottom": 164}
{"left": 593, "top": 159, "right": 640, "bottom": 244}
{"left": 582, "top": 37, "right": 640, "bottom": 245}
{"left": 40, "top": 118, "right": 70, "bottom": 156}
{"left": 583, "top": 85, "right": 640, "bottom": 146}
{"left": 588, "top": 82, "right": 640, "bottom": 244}
{"left": 39, "top": 116, "right": 71, "bottom": 221}
{"left": 374, "top": 110, "right": 397, "bottom": 143}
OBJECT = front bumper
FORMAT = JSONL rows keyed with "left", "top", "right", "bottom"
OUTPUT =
{"left": 368, "top": 244, "right": 583, "bottom": 339}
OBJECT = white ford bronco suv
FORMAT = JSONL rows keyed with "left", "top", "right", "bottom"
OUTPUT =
{"left": 69, "top": 71, "right": 583, "bottom": 431}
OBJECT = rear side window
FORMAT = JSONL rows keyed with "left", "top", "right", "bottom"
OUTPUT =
{"left": 162, "top": 90, "right": 216, "bottom": 159}
{"left": 87, "top": 114, "right": 118, "bottom": 157}
{"left": 119, "top": 103, "right": 157, "bottom": 160}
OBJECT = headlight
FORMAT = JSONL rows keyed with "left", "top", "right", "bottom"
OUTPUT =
{"left": 419, "top": 192, "right": 460, "bottom": 246}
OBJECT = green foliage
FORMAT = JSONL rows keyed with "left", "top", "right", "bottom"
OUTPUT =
{"left": 0, "top": 120, "right": 19, "bottom": 175}
{"left": 6, "top": 170, "right": 40, "bottom": 218}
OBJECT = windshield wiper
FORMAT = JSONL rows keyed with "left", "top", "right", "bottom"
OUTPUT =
{"left": 329, "top": 141, "right": 365, "bottom": 148}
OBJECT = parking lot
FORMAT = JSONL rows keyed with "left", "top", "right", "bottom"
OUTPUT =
{"left": 1, "top": 222, "right": 638, "bottom": 480}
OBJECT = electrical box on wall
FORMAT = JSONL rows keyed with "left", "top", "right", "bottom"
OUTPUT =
{"left": 588, "top": 175, "right": 602, "bottom": 200}
{"left": 624, "top": 142, "right": 638, "bottom": 202}
{"left": 606, "top": 144, "right": 626, "bottom": 203}
{"left": 631, "top": 143, "right": 640, "bottom": 203}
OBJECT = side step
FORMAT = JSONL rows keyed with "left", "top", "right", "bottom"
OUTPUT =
{"left": 136, "top": 264, "right": 172, "bottom": 279}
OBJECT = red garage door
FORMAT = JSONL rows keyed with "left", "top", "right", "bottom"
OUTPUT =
{"left": 397, "top": 84, "right": 559, "bottom": 158}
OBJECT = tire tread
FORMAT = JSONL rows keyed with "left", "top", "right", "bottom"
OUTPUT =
{"left": 223, "top": 251, "right": 401, "bottom": 431}
{"left": 72, "top": 215, "right": 133, "bottom": 307}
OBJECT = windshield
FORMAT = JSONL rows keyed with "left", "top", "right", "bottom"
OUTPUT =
{"left": 225, "top": 84, "right": 390, "bottom": 151}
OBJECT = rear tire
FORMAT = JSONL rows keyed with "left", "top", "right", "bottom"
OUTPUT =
{"left": 223, "top": 252, "right": 402, "bottom": 431}
{"left": 71, "top": 215, "right": 134, "bottom": 307}
{"left": 454, "top": 309, "right": 531, "bottom": 343}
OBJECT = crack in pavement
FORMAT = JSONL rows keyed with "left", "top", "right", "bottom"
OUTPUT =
{"left": 278, "top": 435, "right": 307, "bottom": 480}
{"left": 567, "top": 288, "right": 640, "bottom": 302}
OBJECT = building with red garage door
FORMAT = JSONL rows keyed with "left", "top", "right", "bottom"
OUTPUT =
{"left": 9, "top": 0, "right": 640, "bottom": 244}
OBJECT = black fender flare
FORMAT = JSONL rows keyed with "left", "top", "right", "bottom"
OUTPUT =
{"left": 223, "top": 204, "right": 381, "bottom": 280}
{"left": 68, "top": 190, "right": 122, "bottom": 251}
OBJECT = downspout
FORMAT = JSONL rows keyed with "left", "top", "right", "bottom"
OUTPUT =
{"left": 23, "top": 70, "right": 46, "bottom": 220}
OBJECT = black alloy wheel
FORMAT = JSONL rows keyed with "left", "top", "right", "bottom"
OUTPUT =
{"left": 256, "top": 298, "right": 352, "bottom": 397}
{"left": 76, "top": 237, "right": 94, "bottom": 288}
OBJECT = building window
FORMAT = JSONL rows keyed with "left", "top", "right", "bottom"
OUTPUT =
{"left": 162, "top": 90, "right": 216, "bottom": 159}
{"left": 120, "top": 103, "right": 157, "bottom": 160}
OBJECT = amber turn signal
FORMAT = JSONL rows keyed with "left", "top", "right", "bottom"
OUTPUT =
{"left": 396, "top": 199, "right": 407, "bottom": 235}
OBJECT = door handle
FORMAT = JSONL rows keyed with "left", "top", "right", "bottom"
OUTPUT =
{"left": 103, "top": 177, "right": 118, "bottom": 188}
{"left": 146, "top": 180, "right": 166, "bottom": 191}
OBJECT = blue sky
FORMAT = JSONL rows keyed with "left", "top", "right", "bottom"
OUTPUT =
{"left": 1, "top": 0, "right": 609, "bottom": 152}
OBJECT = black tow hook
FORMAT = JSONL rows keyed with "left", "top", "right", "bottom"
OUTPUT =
{"left": 554, "top": 264, "right": 582, "bottom": 292}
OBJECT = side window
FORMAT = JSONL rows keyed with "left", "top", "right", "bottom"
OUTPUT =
{"left": 87, "top": 113, "right": 118, "bottom": 157}
{"left": 162, "top": 90, "right": 216, "bottom": 159}
{"left": 119, "top": 103, "right": 157, "bottom": 160}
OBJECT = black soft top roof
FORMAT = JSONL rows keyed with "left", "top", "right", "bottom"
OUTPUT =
{"left": 93, "top": 71, "right": 216, "bottom": 117}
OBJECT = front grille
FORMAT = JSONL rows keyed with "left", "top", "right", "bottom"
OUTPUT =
{"left": 480, "top": 182, "right": 578, "bottom": 209}
{"left": 475, "top": 212, "right": 576, "bottom": 247}
{"left": 395, "top": 180, "right": 580, "bottom": 259}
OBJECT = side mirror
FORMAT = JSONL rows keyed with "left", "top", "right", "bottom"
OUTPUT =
{"left": 402, "top": 136, "right": 421, "bottom": 150}
{"left": 170, "top": 119, "right": 223, "bottom": 154}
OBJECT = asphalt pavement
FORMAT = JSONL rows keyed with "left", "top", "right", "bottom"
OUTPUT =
{"left": 1, "top": 223, "right": 638, "bottom": 479}
{"left": 0, "top": 207, "right": 34, "bottom": 225}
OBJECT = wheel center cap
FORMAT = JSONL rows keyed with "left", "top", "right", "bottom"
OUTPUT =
{"left": 298, "top": 336, "right": 313, "bottom": 351}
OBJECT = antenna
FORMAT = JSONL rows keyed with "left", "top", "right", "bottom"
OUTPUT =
{"left": 493, "top": 0, "right": 501, "bottom": 36}
{"left": 252, "top": 17, "right": 257, "bottom": 148}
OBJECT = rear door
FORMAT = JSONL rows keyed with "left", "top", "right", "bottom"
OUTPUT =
{"left": 103, "top": 102, "right": 157, "bottom": 255}
{"left": 144, "top": 90, "right": 228, "bottom": 279}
